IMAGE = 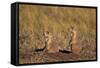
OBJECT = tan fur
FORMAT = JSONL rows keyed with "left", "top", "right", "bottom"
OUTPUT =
{"left": 44, "top": 31, "right": 59, "bottom": 53}
{"left": 47, "top": 40, "right": 59, "bottom": 53}
{"left": 70, "top": 27, "right": 81, "bottom": 55}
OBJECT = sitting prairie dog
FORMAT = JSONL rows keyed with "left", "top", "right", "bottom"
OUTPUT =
{"left": 70, "top": 26, "right": 81, "bottom": 55}
{"left": 44, "top": 31, "right": 59, "bottom": 53}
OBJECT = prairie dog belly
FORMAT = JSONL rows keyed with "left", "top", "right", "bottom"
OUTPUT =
{"left": 72, "top": 40, "right": 81, "bottom": 55}
{"left": 47, "top": 40, "right": 59, "bottom": 53}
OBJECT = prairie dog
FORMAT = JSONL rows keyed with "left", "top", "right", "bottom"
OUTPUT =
{"left": 44, "top": 31, "right": 59, "bottom": 53}
{"left": 70, "top": 26, "right": 81, "bottom": 55}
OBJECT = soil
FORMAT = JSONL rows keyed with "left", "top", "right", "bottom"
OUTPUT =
{"left": 19, "top": 49, "right": 96, "bottom": 64}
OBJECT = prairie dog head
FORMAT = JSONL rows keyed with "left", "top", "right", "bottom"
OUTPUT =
{"left": 44, "top": 31, "right": 52, "bottom": 43}
{"left": 70, "top": 26, "right": 77, "bottom": 37}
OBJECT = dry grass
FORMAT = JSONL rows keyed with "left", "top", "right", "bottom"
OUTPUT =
{"left": 19, "top": 4, "right": 96, "bottom": 64}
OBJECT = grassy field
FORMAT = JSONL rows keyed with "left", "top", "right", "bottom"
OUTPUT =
{"left": 19, "top": 4, "right": 96, "bottom": 64}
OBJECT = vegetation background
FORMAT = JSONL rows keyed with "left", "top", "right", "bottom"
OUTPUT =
{"left": 19, "top": 4, "right": 96, "bottom": 64}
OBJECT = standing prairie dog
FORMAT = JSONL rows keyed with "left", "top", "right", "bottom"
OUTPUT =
{"left": 70, "top": 26, "right": 81, "bottom": 55}
{"left": 44, "top": 31, "right": 59, "bottom": 53}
